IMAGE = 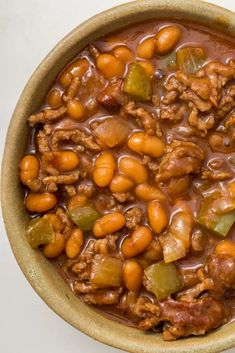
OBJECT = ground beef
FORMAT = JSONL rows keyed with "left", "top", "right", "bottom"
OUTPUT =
{"left": 82, "top": 288, "right": 123, "bottom": 305}
{"left": 159, "top": 103, "right": 187, "bottom": 122}
{"left": 176, "top": 71, "right": 211, "bottom": 100}
{"left": 204, "top": 61, "right": 235, "bottom": 104}
{"left": 63, "top": 76, "right": 80, "bottom": 102}
{"left": 142, "top": 156, "right": 159, "bottom": 172}
{"left": 207, "top": 254, "right": 235, "bottom": 292}
{"left": 123, "top": 101, "right": 156, "bottom": 135}
{"left": 188, "top": 106, "right": 215, "bottom": 133}
{"left": 93, "top": 235, "right": 118, "bottom": 255}
{"left": 94, "top": 194, "right": 117, "bottom": 213}
{"left": 41, "top": 152, "right": 60, "bottom": 176}
{"left": 225, "top": 111, "right": 235, "bottom": 140}
{"left": 55, "top": 207, "right": 73, "bottom": 238}
{"left": 37, "top": 130, "right": 50, "bottom": 154}
{"left": 178, "top": 251, "right": 235, "bottom": 301}
{"left": 124, "top": 207, "right": 143, "bottom": 229}
{"left": 162, "top": 90, "right": 178, "bottom": 104}
{"left": 216, "top": 84, "right": 235, "bottom": 118}
{"left": 180, "top": 268, "right": 200, "bottom": 288}
{"left": 62, "top": 185, "right": 77, "bottom": 197}
{"left": 161, "top": 61, "right": 235, "bottom": 136}
{"left": 113, "top": 192, "right": 134, "bottom": 203}
{"left": 77, "top": 181, "right": 96, "bottom": 198}
{"left": 70, "top": 240, "right": 95, "bottom": 280}
{"left": 134, "top": 296, "right": 161, "bottom": 323}
{"left": 42, "top": 172, "right": 80, "bottom": 186}
{"left": 155, "top": 140, "right": 204, "bottom": 183}
{"left": 176, "top": 278, "right": 214, "bottom": 302}
{"left": 225, "top": 112, "right": 235, "bottom": 129}
{"left": 79, "top": 153, "right": 93, "bottom": 178}
{"left": 73, "top": 281, "right": 98, "bottom": 294}
{"left": 180, "top": 89, "right": 213, "bottom": 112}
{"left": 201, "top": 169, "right": 232, "bottom": 181}
{"left": 164, "top": 75, "right": 186, "bottom": 92}
{"left": 165, "top": 61, "right": 235, "bottom": 110}
{"left": 126, "top": 295, "right": 226, "bottom": 340}
{"left": 51, "top": 129, "right": 101, "bottom": 151}
{"left": 25, "top": 178, "right": 43, "bottom": 192}
{"left": 152, "top": 94, "right": 161, "bottom": 106}
{"left": 28, "top": 106, "right": 67, "bottom": 126}
{"left": 161, "top": 296, "right": 226, "bottom": 340}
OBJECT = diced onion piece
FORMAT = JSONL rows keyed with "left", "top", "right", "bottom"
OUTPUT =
{"left": 176, "top": 47, "right": 206, "bottom": 74}
{"left": 91, "top": 256, "right": 123, "bottom": 287}
{"left": 160, "top": 232, "right": 187, "bottom": 263}
{"left": 212, "top": 197, "right": 235, "bottom": 214}
{"left": 93, "top": 118, "right": 130, "bottom": 148}
{"left": 160, "top": 208, "right": 194, "bottom": 263}
{"left": 144, "top": 261, "right": 183, "bottom": 300}
{"left": 26, "top": 217, "right": 55, "bottom": 248}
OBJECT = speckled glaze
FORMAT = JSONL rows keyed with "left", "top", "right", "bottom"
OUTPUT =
{"left": 2, "top": 1, "right": 235, "bottom": 352}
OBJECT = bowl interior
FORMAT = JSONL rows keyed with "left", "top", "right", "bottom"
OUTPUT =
{"left": 2, "top": 1, "right": 235, "bottom": 352}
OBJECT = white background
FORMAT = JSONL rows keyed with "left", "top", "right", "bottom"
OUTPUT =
{"left": 1, "top": 1, "right": 235, "bottom": 352}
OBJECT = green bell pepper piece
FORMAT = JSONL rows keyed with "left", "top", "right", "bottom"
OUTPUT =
{"left": 197, "top": 191, "right": 235, "bottom": 237}
{"left": 123, "top": 63, "right": 152, "bottom": 101}
{"left": 91, "top": 256, "right": 123, "bottom": 288}
{"left": 144, "top": 261, "right": 183, "bottom": 300}
{"left": 213, "top": 212, "right": 235, "bottom": 236}
{"left": 26, "top": 217, "right": 54, "bottom": 248}
{"left": 69, "top": 205, "right": 100, "bottom": 231}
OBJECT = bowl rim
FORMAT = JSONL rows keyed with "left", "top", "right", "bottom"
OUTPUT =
{"left": 2, "top": 1, "right": 235, "bottom": 352}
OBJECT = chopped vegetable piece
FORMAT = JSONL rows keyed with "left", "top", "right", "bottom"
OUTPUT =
{"left": 144, "top": 261, "right": 183, "bottom": 300}
{"left": 176, "top": 47, "right": 206, "bottom": 74}
{"left": 229, "top": 156, "right": 235, "bottom": 166}
{"left": 69, "top": 205, "right": 100, "bottom": 231}
{"left": 93, "top": 118, "right": 130, "bottom": 148}
{"left": 160, "top": 232, "right": 187, "bottom": 263}
{"left": 25, "top": 217, "right": 55, "bottom": 248}
{"left": 197, "top": 190, "right": 235, "bottom": 237}
{"left": 229, "top": 182, "right": 235, "bottom": 199}
{"left": 160, "top": 206, "right": 194, "bottom": 263}
{"left": 161, "top": 51, "right": 177, "bottom": 70}
{"left": 91, "top": 256, "right": 123, "bottom": 287}
{"left": 123, "top": 62, "right": 152, "bottom": 101}
{"left": 213, "top": 212, "right": 235, "bottom": 236}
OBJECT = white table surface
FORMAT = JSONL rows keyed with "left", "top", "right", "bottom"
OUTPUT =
{"left": 1, "top": 1, "right": 235, "bottom": 352}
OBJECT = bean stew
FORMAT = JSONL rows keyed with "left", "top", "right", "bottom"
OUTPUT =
{"left": 19, "top": 20, "right": 235, "bottom": 340}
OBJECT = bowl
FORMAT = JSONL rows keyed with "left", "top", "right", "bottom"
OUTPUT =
{"left": 2, "top": 1, "right": 235, "bottom": 352}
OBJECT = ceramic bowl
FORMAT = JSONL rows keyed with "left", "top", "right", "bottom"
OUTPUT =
{"left": 2, "top": 1, "right": 235, "bottom": 352}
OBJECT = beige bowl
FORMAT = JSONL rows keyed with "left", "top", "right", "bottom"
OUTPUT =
{"left": 2, "top": 1, "right": 235, "bottom": 352}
